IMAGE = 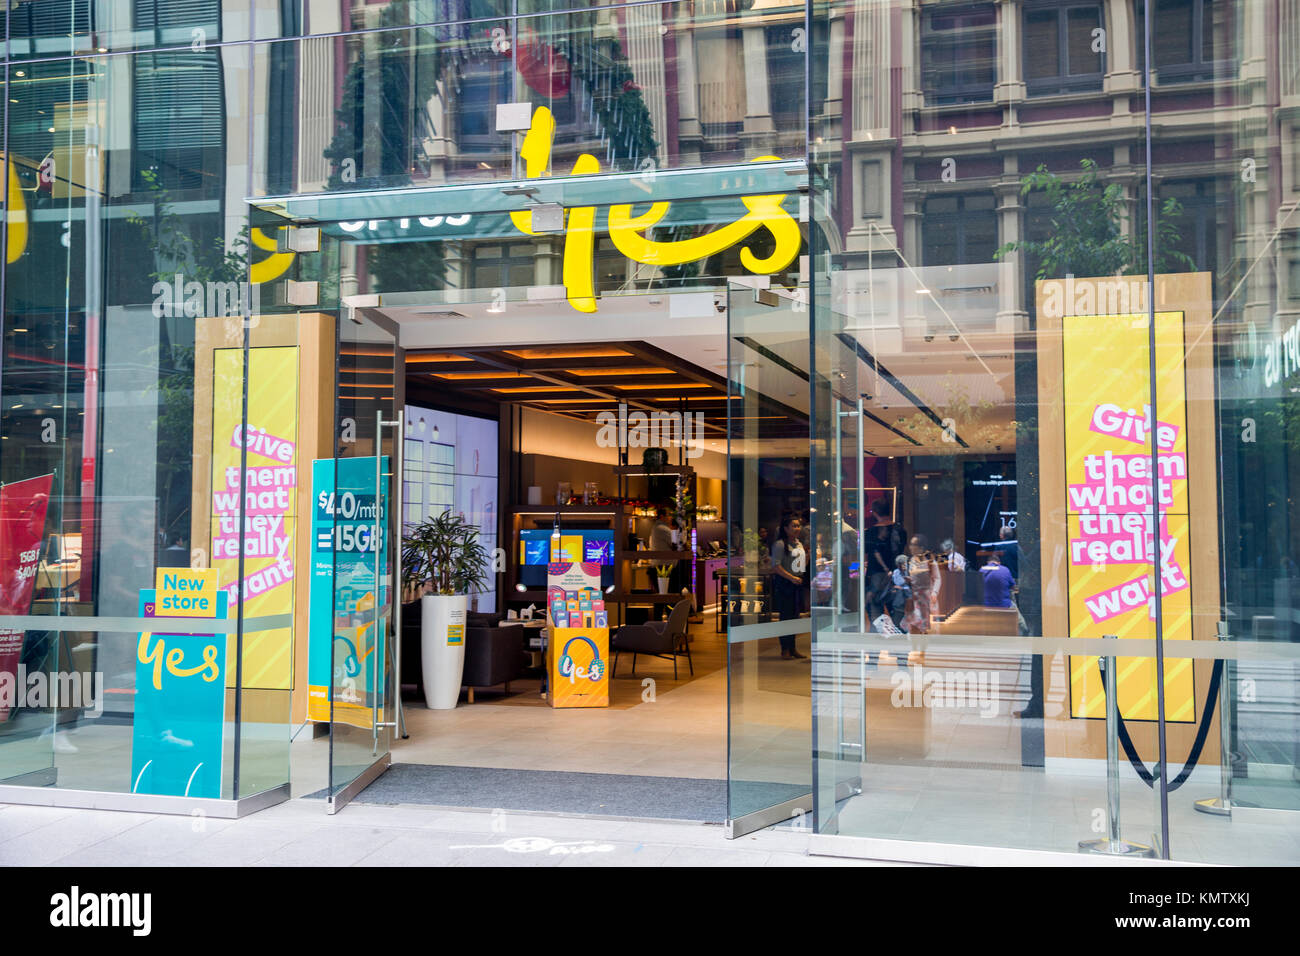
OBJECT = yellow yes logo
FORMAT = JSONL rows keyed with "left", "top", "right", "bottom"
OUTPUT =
{"left": 250, "top": 226, "right": 295, "bottom": 284}
{"left": 509, "top": 107, "right": 801, "bottom": 313}
{"left": 2, "top": 154, "right": 28, "bottom": 264}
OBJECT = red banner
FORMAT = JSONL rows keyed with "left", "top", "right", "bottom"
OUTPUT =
{"left": 0, "top": 474, "right": 53, "bottom": 721}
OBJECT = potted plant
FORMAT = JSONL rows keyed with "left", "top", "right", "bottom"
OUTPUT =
{"left": 653, "top": 562, "right": 674, "bottom": 594}
{"left": 401, "top": 510, "right": 489, "bottom": 709}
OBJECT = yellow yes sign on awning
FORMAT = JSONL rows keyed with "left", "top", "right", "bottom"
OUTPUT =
{"left": 1, "top": 154, "right": 28, "bottom": 264}
{"left": 509, "top": 107, "right": 801, "bottom": 313}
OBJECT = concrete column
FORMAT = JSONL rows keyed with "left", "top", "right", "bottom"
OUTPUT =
{"left": 823, "top": 10, "right": 846, "bottom": 137}
{"left": 996, "top": 157, "right": 1029, "bottom": 331}
{"left": 674, "top": 8, "right": 704, "bottom": 164}
{"left": 740, "top": 25, "right": 776, "bottom": 150}
{"left": 1103, "top": 0, "right": 1140, "bottom": 95}
{"left": 995, "top": 0, "right": 1027, "bottom": 106}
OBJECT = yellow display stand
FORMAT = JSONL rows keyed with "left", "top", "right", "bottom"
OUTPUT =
{"left": 546, "top": 560, "right": 610, "bottom": 708}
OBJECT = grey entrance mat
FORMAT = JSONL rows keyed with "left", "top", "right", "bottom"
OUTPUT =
{"left": 304, "top": 764, "right": 800, "bottom": 823}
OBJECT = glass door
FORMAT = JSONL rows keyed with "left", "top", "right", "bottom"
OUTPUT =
{"left": 725, "top": 280, "right": 813, "bottom": 837}
{"left": 325, "top": 302, "right": 399, "bottom": 813}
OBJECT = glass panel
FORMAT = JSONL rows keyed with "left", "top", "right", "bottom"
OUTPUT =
{"left": 255, "top": 2, "right": 809, "bottom": 198}
{"left": 1, "top": 45, "right": 292, "bottom": 801}
{"left": 0, "top": 44, "right": 295, "bottom": 806}
{"left": 6, "top": 0, "right": 250, "bottom": 59}
{"left": 1154, "top": 0, "right": 1300, "bottom": 864}
{"left": 726, "top": 279, "right": 813, "bottom": 830}
{"left": 296, "top": 0, "right": 511, "bottom": 37}
{"left": 809, "top": 0, "right": 1190, "bottom": 858}
{"left": 327, "top": 298, "right": 397, "bottom": 802}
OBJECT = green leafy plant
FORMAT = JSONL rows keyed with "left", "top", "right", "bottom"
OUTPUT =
{"left": 401, "top": 510, "right": 490, "bottom": 597}
{"left": 995, "top": 159, "right": 1196, "bottom": 279}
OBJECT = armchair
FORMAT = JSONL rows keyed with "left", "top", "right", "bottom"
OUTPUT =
{"left": 611, "top": 598, "right": 694, "bottom": 679}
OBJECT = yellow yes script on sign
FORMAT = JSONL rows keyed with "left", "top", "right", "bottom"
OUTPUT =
{"left": 509, "top": 107, "right": 801, "bottom": 313}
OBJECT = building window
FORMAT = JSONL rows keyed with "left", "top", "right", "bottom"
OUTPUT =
{"left": 1023, "top": 2, "right": 1105, "bottom": 96}
{"left": 767, "top": 24, "right": 806, "bottom": 129}
{"left": 922, "top": 4, "right": 998, "bottom": 105}
{"left": 470, "top": 241, "right": 537, "bottom": 289}
{"left": 1159, "top": 179, "right": 1220, "bottom": 276}
{"left": 1137, "top": 0, "right": 1237, "bottom": 84}
{"left": 131, "top": 50, "right": 226, "bottom": 193}
{"left": 922, "top": 193, "right": 998, "bottom": 265}
{"left": 456, "top": 59, "right": 512, "bottom": 150}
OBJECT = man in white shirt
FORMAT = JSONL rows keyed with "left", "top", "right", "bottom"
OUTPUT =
{"left": 649, "top": 506, "right": 675, "bottom": 553}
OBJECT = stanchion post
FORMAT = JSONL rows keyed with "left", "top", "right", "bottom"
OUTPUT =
{"left": 1079, "top": 634, "right": 1156, "bottom": 856}
{"left": 1195, "top": 620, "right": 1233, "bottom": 816}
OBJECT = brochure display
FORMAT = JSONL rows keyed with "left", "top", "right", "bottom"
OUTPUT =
{"left": 546, "top": 561, "right": 609, "bottom": 708}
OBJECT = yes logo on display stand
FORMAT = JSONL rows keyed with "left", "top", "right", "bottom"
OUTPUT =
{"left": 559, "top": 635, "right": 606, "bottom": 683}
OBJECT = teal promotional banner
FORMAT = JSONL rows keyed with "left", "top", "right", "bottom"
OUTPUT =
{"left": 308, "top": 457, "right": 389, "bottom": 725}
{"left": 131, "top": 578, "right": 228, "bottom": 799}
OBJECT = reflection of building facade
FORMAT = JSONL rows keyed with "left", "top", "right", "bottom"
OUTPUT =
{"left": 0, "top": 0, "right": 1297, "bottom": 866}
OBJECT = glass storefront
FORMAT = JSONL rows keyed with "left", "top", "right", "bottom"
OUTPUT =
{"left": 0, "top": 0, "right": 1296, "bottom": 863}
{"left": 808, "top": 0, "right": 1300, "bottom": 864}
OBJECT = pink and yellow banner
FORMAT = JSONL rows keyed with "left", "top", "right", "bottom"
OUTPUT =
{"left": 211, "top": 346, "right": 299, "bottom": 690}
{"left": 1062, "top": 310, "right": 1195, "bottom": 722}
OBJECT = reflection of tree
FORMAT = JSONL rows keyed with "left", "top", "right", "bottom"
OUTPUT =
{"left": 322, "top": 11, "right": 447, "bottom": 293}
{"left": 995, "top": 159, "right": 1195, "bottom": 279}
{"left": 128, "top": 168, "right": 247, "bottom": 286}
{"left": 558, "top": 36, "right": 658, "bottom": 169}
{"left": 895, "top": 379, "right": 1008, "bottom": 454}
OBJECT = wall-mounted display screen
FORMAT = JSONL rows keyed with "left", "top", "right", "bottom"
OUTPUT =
{"left": 519, "top": 529, "right": 614, "bottom": 566}
{"left": 405, "top": 405, "right": 499, "bottom": 613}
{"left": 517, "top": 529, "right": 616, "bottom": 590}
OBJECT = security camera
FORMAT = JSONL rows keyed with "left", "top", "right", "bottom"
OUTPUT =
{"left": 949, "top": 333, "right": 959, "bottom": 342}
{"left": 924, "top": 333, "right": 935, "bottom": 343}
{"left": 714, "top": 296, "right": 726, "bottom": 313}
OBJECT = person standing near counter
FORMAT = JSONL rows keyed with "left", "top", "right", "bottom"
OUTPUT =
{"left": 771, "top": 513, "right": 808, "bottom": 660}
{"left": 864, "top": 499, "right": 907, "bottom": 625}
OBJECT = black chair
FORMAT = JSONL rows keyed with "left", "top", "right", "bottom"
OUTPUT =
{"left": 611, "top": 598, "right": 693, "bottom": 679}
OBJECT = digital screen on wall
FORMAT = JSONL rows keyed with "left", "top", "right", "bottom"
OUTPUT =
{"left": 517, "top": 529, "right": 616, "bottom": 589}
{"left": 963, "top": 461, "right": 1017, "bottom": 564}
{"left": 404, "top": 406, "right": 498, "bottom": 612}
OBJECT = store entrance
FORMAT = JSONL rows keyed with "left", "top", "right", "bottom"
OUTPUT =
{"left": 262, "top": 175, "right": 814, "bottom": 828}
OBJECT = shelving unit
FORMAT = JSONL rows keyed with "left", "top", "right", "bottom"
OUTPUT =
{"left": 506, "top": 463, "right": 704, "bottom": 627}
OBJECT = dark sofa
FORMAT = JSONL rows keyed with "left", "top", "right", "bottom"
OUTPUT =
{"left": 400, "top": 603, "right": 529, "bottom": 703}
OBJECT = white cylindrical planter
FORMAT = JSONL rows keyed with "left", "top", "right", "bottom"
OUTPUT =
{"left": 421, "top": 593, "right": 468, "bottom": 709}
{"left": 656, "top": 576, "right": 670, "bottom": 594}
